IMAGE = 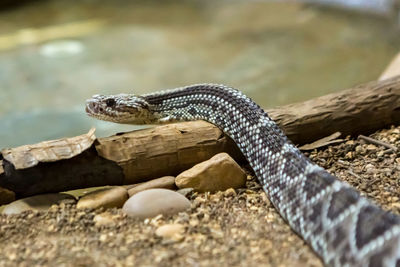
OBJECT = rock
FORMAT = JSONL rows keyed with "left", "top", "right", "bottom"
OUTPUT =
{"left": 391, "top": 202, "right": 400, "bottom": 209}
{"left": 2, "top": 193, "right": 75, "bottom": 215}
{"left": 77, "top": 186, "right": 128, "bottom": 210}
{"left": 224, "top": 188, "right": 237, "bottom": 197}
{"left": 175, "top": 153, "right": 246, "bottom": 193}
{"left": 155, "top": 223, "right": 185, "bottom": 242}
{"left": 365, "top": 163, "right": 375, "bottom": 170}
{"left": 127, "top": 176, "right": 176, "bottom": 197}
{"left": 365, "top": 163, "right": 375, "bottom": 174}
{"left": 94, "top": 212, "right": 118, "bottom": 227}
{"left": 355, "top": 145, "right": 364, "bottom": 153}
{"left": 345, "top": 151, "right": 353, "bottom": 159}
{"left": 122, "top": 189, "right": 191, "bottom": 219}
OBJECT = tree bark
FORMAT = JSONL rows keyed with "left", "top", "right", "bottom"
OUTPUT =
{"left": 1, "top": 76, "right": 399, "bottom": 203}
{"left": 268, "top": 75, "right": 400, "bottom": 145}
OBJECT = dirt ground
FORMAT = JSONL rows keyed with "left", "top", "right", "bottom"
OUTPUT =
{"left": 0, "top": 125, "right": 399, "bottom": 267}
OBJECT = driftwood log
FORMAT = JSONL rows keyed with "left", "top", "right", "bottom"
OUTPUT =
{"left": 0, "top": 76, "right": 399, "bottom": 204}
{"left": 268, "top": 76, "right": 400, "bottom": 145}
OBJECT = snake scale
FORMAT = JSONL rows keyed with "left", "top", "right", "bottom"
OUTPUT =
{"left": 86, "top": 84, "right": 400, "bottom": 266}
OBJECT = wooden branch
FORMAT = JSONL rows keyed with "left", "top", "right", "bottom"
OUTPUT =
{"left": 358, "top": 134, "right": 398, "bottom": 152}
{"left": 0, "top": 76, "right": 399, "bottom": 203}
{"left": 95, "top": 121, "right": 245, "bottom": 185}
{"left": 269, "top": 76, "right": 400, "bottom": 144}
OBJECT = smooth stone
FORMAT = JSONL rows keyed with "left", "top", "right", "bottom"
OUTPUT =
{"left": 122, "top": 189, "right": 191, "bottom": 219}
{"left": 2, "top": 193, "right": 76, "bottom": 215}
{"left": 175, "top": 152, "right": 247, "bottom": 193}
{"left": 155, "top": 223, "right": 185, "bottom": 241}
{"left": 127, "top": 176, "right": 176, "bottom": 197}
{"left": 77, "top": 186, "right": 128, "bottom": 210}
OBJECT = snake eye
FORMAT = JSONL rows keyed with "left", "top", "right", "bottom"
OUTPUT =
{"left": 105, "top": 99, "right": 116, "bottom": 107}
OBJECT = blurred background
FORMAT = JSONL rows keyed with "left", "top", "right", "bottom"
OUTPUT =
{"left": 0, "top": 0, "right": 399, "bottom": 148}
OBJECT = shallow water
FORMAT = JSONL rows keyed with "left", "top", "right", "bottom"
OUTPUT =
{"left": 0, "top": 1, "right": 399, "bottom": 148}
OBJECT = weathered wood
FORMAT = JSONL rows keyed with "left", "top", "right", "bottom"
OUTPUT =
{"left": 1, "top": 147, "right": 124, "bottom": 198}
{"left": 0, "top": 76, "right": 399, "bottom": 203}
{"left": 269, "top": 76, "right": 400, "bottom": 144}
{"left": 2, "top": 128, "right": 96, "bottom": 169}
{"left": 95, "top": 121, "right": 245, "bottom": 185}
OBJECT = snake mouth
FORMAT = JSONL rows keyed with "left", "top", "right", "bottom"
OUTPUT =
{"left": 85, "top": 100, "right": 103, "bottom": 117}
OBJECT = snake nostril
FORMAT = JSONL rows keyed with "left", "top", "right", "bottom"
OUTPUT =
{"left": 88, "top": 102, "right": 99, "bottom": 113}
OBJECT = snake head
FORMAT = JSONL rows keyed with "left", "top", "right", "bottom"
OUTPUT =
{"left": 85, "top": 94, "right": 157, "bottom": 124}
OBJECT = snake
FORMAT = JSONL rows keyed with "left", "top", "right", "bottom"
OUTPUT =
{"left": 85, "top": 84, "right": 400, "bottom": 266}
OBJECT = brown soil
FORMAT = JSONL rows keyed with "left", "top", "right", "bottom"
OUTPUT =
{"left": 0, "top": 126, "right": 399, "bottom": 267}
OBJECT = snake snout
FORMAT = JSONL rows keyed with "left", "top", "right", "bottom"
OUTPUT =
{"left": 86, "top": 100, "right": 101, "bottom": 115}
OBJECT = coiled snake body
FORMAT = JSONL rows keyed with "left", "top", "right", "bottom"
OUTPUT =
{"left": 86, "top": 84, "right": 400, "bottom": 266}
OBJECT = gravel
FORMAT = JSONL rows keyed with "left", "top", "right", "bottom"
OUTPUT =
{"left": 1, "top": 125, "right": 399, "bottom": 267}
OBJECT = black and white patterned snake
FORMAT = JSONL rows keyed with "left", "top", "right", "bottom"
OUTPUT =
{"left": 86, "top": 84, "right": 400, "bottom": 266}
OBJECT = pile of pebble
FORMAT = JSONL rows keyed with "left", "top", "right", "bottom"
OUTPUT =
{"left": 2, "top": 152, "right": 248, "bottom": 220}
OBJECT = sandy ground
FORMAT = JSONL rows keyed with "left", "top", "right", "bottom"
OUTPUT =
{"left": 0, "top": 125, "right": 399, "bottom": 267}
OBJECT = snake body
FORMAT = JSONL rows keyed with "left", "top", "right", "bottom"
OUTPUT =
{"left": 86, "top": 84, "right": 400, "bottom": 266}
